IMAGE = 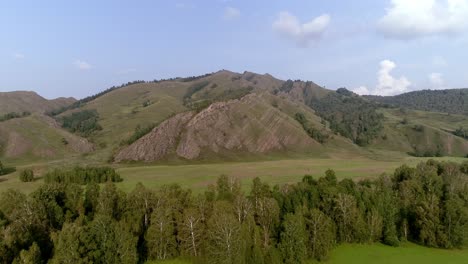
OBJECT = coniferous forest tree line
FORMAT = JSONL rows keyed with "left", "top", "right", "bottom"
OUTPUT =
{"left": 0, "top": 160, "right": 467, "bottom": 263}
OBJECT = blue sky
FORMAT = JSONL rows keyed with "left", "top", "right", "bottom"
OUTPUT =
{"left": 1, "top": 0, "right": 468, "bottom": 99}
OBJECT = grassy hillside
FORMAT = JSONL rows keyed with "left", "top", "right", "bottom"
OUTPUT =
{"left": 0, "top": 91, "right": 75, "bottom": 114}
{"left": 2, "top": 71, "right": 343, "bottom": 163}
{"left": 369, "top": 108, "right": 468, "bottom": 156}
{"left": 57, "top": 70, "right": 356, "bottom": 162}
{"left": 0, "top": 114, "right": 93, "bottom": 162}
{"left": 115, "top": 91, "right": 355, "bottom": 162}
{"left": 3, "top": 71, "right": 468, "bottom": 163}
{"left": 57, "top": 81, "right": 189, "bottom": 160}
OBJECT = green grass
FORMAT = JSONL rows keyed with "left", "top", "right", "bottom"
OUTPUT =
{"left": 371, "top": 109, "right": 468, "bottom": 156}
{"left": 0, "top": 115, "right": 80, "bottom": 160}
{"left": 146, "top": 260, "right": 190, "bottom": 264}
{"left": 1, "top": 156, "right": 466, "bottom": 194}
{"left": 144, "top": 243, "right": 468, "bottom": 264}
{"left": 114, "top": 156, "right": 467, "bottom": 193}
{"left": 114, "top": 157, "right": 397, "bottom": 192}
{"left": 147, "top": 243, "right": 468, "bottom": 264}
{"left": 320, "top": 242, "right": 468, "bottom": 264}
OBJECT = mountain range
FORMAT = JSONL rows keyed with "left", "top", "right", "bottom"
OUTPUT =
{"left": 1, "top": 70, "right": 468, "bottom": 163}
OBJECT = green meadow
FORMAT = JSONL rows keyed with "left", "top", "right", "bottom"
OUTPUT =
{"left": 146, "top": 243, "right": 468, "bottom": 264}
{"left": 321, "top": 243, "right": 468, "bottom": 264}
{"left": 1, "top": 156, "right": 466, "bottom": 194}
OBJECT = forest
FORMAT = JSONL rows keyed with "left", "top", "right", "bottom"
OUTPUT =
{"left": 306, "top": 88, "right": 384, "bottom": 146}
{"left": 60, "top": 109, "right": 102, "bottom": 137}
{"left": 0, "top": 160, "right": 466, "bottom": 263}
{"left": 366, "top": 89, "right": 468, "bottom": 115}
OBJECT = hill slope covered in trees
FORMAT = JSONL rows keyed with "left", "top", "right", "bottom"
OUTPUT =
{"left": 365, "top": 89, "right": 468, "bottom": 115}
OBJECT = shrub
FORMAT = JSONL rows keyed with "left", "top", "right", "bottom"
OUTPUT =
{"left": 0, "top": 161, "right": 16, "bottom": 176}
{"left": 19, "top": 169, "right": 34, "bottom": 182}
{"left": 454, "top": 126, "right": 468, "bottom": 139}
{"left": 413, "top": 125, "right": 424, "bottom": 132}
{"left": 142, "top": 100, "right": 152, "bottom": 107}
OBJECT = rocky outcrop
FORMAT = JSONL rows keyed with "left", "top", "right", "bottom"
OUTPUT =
{"left": 115, "top": 94, "right": 320, "bottom": 162}
{"left": 114, "top": 112, "right": 195, "bottom": 162}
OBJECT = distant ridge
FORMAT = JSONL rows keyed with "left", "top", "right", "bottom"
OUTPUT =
{"left": 0, "top": 91, "right": 75, "bottom": 115}
{"left": 365, "top": 88, "right": 468, "bottom": 115}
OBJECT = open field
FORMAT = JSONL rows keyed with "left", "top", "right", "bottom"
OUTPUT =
{"left": 321, "top": 243, "right": 468, "bottom": 264}
{"left": 113, "top": 156, "right": 467, "bottom": 192}
{"left": 146, "top": 243, "right": 468, "bottom": 264}
{"left": 115, "top": 157, "right": 407, "bottom": 192}
{"left": 1, "top": 156, "right": 466, "bottom": 194}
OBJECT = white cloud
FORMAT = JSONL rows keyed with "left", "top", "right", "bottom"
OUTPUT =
{"left": 429, "top": 72, "right": 446, "bottom": 89}
{"left": 74, "top": 60, "right": 92, "bottom": 70}
{"left": 353, "top": 60, "right": 411, "bottom": 96}
{"left": 224, "top": 7, "right": 240, "bottom": 20}
{"left": 273, "top": 11, "right": 330, "bottom": 46}
{"left": 378, "top": 0, "right": 468, "bottom": 39}
{"left": 353, "top": 86, "right": 371, "bottom": 95}
{"left": 13, "top": 53, "right": 25, "bottom": 59}
{"left": 375, "top": 60, "right": 411, "bottom": 95}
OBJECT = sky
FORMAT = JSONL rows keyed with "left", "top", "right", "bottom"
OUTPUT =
{"left": 1, "top": 0, "right": 468, "bottom": 99}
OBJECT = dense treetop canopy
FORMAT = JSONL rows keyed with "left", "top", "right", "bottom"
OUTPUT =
{"left": 0, "top": 160, "right": 466, "bottom": 263}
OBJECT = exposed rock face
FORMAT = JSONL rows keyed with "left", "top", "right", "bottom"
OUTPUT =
{"left": 115, "top": 94, "right": 320, "bottom": 162}
{"left": 114, "top": 112, "right": 195, "bottom": 162}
